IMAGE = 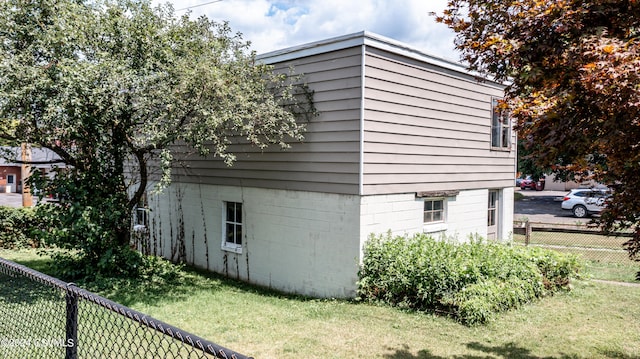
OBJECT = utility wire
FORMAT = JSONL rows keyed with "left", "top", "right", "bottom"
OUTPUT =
{"left": 175, "top": 0, "right": 224, "bottom": 11}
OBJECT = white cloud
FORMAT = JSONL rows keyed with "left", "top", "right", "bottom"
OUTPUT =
{"left": 152, "top": 0, "right": 460, "bottom": 61}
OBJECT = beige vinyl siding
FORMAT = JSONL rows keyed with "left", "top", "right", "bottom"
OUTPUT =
{"left": 172, "top": 47, "right": 364, "bottom": 195}
{"left": 167, "top": 35, "right": 514, "bottom": 196}
{"left": 362, "top": 47, "right": 514, "bottom": 195}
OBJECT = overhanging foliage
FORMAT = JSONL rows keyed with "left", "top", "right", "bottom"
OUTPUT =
{"left": 0, "top": 0, "right": 314, "bottom": 276}
{"left": 437, "top": 0, "right": 640, "bottom": 263}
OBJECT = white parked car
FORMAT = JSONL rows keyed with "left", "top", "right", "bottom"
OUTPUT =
{"left": 561, "top": 188, "right": 611, "bottom": 218}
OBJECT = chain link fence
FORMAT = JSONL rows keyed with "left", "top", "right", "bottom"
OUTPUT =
{"left": 513, "top": 220, "right": 633, "bottom": 263}
{"left": 0, "top": 257, "right": 253, "bottom": 359}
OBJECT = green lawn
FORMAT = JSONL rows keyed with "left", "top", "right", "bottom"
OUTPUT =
{"left": 513, "top": 231, "right": 629, "bottom": 250}
{"left": 513, "top": 231, "right": 640, "bottom": 283}
{"left": 586, "top": 261, "right": 640, "bottom": 283}
{"left": 2, "top": 249, "right": 640, "bottom": 359}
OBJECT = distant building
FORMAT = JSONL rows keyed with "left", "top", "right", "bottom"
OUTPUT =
{"left": 0, "top": 146, "right": 62, "bottom": 193}
{"left": 543, "top": 173, "right": 600, "bottom": 192}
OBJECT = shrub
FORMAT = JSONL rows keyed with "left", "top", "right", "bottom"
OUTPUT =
{"left": 0, "top": 206, "right": 39, "bottom": 249}
{"left": 443, "top": 276, "right": 541, "bottom": 325}
{"left": 30, "top": 198, "right": 139, "bottom": 279}
{"left": 0, "top": 203, "right": 183, "bottom": 286}
{"left": 39, "top": 246, "right": 184, "bottom": 290}
{"left": 525, "top": 246, "right": 582, "bottom": 290}
{"left": 357, "top": 232, "right": 582, "bottom": 324}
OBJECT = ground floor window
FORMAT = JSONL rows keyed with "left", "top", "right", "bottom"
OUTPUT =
{"left": 488, "top": 190, "right": 498, "bottom": 227}
{"left": 417, "top": 192, "right": 456, "bottom": 234}
{"left": 223, "top": 201, "right": 243, "bottom": 251}
{"left": 424, "top": 199, "right": 445, "bottom": 224}
{"left": 134, "top": 193, "right": 149, "bottom": 228}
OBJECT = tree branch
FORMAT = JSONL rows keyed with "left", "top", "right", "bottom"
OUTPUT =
{"left": 128, "top": 149, "right": 148, "bottom": 210}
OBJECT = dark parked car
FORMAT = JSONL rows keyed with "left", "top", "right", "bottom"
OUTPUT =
{"left": 520, "top": 176, "right": 546, "bottom": 191}
{"left": 515, "top": 175, "right": 530, "bottom": 187}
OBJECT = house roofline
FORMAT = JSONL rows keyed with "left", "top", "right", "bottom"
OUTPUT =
{"left": 257, "top": 31, "right": 463, "bottom": 68}
{"left": 256, "top": 31, "right": 503, "bottom": 87}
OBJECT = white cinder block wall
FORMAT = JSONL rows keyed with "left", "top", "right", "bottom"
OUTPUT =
{"left": 445, "top": 189, "right": 491, "bottom": 241}
{"left": 359, "top": 188, "right": 514, "bottom": 255}
{"left": 360, "top": 189, "right": 496, "bottom": 242}
{"left": 359, "top": 193, "right": 423, "bottom": 238}
{"left": 144, "top": 185, "right": 514, "bottom": 298}
{"left": 146, "top": 184, "right": 362, "bottom": 298}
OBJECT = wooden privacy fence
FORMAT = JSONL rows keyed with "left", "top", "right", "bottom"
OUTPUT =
{"left": 513, "top": 220, "right": 633, "bottom": 263}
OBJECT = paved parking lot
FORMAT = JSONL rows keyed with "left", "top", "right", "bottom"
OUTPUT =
{"left": 514, "top": 188, "right": 592, "bottom": 224}
{"left": 0, "top": 193, "right": 24, "bottom": 208}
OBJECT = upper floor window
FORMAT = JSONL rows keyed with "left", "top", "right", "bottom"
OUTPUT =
{"left": 491, "top": 98, "right": 511, "bottom": 149}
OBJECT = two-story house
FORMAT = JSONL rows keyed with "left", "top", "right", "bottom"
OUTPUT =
{"left": 140, "top": 31, "right": 516, "bottom": 298}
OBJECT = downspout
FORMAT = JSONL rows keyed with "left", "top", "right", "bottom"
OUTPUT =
{"left": 357, "top": 41, "right": 367, "bottom": 270}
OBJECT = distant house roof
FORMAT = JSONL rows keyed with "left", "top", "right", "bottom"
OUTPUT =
{"left": 0, "top": 146, "right": 64, "bottom": 168}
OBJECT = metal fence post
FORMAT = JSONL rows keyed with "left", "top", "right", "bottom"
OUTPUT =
{"left": 65, "top": 283, "right": 78, "bottom": 359}
{"left": 525, "top": 221, "right": 531, "bottom": 246}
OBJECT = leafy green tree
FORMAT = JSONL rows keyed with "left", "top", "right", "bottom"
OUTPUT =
{"left": 517, "top": 139, "right": 547, "bottom": 182}
{"left": 0, "top": 0, "right": 312, "bottom": 277}
{"left": 437, "top": 1, "right": 640, "bottom": 265}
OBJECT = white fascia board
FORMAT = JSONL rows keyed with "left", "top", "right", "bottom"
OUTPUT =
{"left": 360, "top": 31, "right": 467, "bottom": 74}
{"left": 256, "top": 31, "right": 504, "bottom": 86}
{"left": 256, "top": 31, "right": 368, "bottom": 64}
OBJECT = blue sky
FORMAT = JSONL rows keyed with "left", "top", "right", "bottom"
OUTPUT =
{"left": 151, "top": 0, "right": 460, "bottom": 61}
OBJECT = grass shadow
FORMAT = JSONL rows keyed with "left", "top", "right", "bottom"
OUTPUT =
{"left": 0, "top": 273, "right": 63, "bottom": 305}
{"left": 73, "top": 264, "right": 270, "bottom": 308}
{"left": 2, "top": 250, "right": 319, "bottom": 309}
{"left": 384, "top": 342, "right": 580, "bottom": 359}
{"left": 1, "top": 252, "right": 211, "bottom": 307}
{"left": 382, "top": 345, "right": 448, "bottom": 359}
{"left": 0, "top": 254, "right": 64, "bottom": 305}
{"left": 596, "top": 348, "right": 639, "bottom": 359}
{"left": 5, "top": 256, "right": 55, "bottom": 274}
{"left": 464, "top": 342, "right": 558, "bottom": 358}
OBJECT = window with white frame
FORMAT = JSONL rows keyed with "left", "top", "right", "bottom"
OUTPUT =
{"left": 134, "top": 193, "right": 149, "bottom": 229}
{"left": 488, "top": 190, "right": 498, "bottom": 227}
{"left": 223, "top": 201, "right": 243, "bottom": 251}
{"left": 135, "top": 207, "right": 149, "bottom": 227}
{"left": 491, "top": 98, "right": 511, "bottom": 149}
{"left": 423, "top": 199, "right": 445, "bottom": 224}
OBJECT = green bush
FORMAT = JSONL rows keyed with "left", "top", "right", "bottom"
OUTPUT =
{"left": 0, "top": 206, "right": 39, "bottom": 249}
{"left": 525, "top": 246, "right": 582, "bottom": 290}
{"left": 357, "top": 232, "right": 582, "bottom": 324}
